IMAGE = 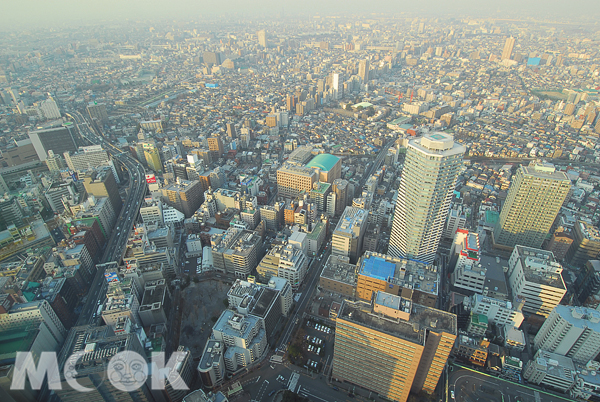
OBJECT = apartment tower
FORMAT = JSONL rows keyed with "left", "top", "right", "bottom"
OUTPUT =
{"left": 389, "top": 133, "right": 465, "bottom": 264}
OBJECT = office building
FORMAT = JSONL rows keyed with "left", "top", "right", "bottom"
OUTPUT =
{"left": 507, "top": 246, "right": 566, "bottom": 317}
{"left": 257, "top": 30, "right": 267, "bottom": 47}
{"left": 567, "top": 221, "right": 600, "bottom": 268}
{"left": 332, "top": 179, "right": 350, "bottom": 216}
{"left": 56, "top": 325, "right": 154, "bottom": 402}
{"left": 450, "top": 230, "right": 485, "bottom": 294}
{"left": 534, "top": 305, "right": 600, "bottom": 364}
{"left": 310, "top": 182, "right": 331, "bottom": 213}
{"left": 355, "top": 251, "right": 439, "bottom": 308}
{"left": 332, "top": 291, "right": 456, "bottom": 402}
{"left": 0, "top": 299, "right": 66, "bottom": 345}
{"left": 306, "top": 153, "right": 342, "bottom": 184}
{"left": 575, "top": 260, "right": 600, "bottom": 306}
{"left": 358, "top": 59, "right": 370, "bottom": 82}
{"left": 523, "top": 350, "right": 576, "bottom": 393}
{"left": 501, "top": 37, "right": 516, "bottom": 61}
{"left": 389, "top": 133, "right": 465, "bottom": 264}
{"left": 207, "top": 136, "right": 224, "bottom": 160}
{"left": 332, "top": 206, "right": 369, "bottom": 264}
{"left": 139, "top": 279, "right": 171, "bottom": 327}
{"left": 470, "top": 294, "right": 524, "bottom": 328}
{"left": 493, "top": 162, "right": 570, "bottom": 249}
{"left": 319, "top": 254, "right": 358, "bottom": 297}
{"left": 86, "top": 102, "right": 109, "bottom": 124}
{"left": 64, "top": 144, "right": 111, "bottom": 171}
{"left": 142, "top": 141, "right": 162, "bottom": 173}
{"left": 276, "top": 162, "right": 318, "bottom": 199}
{"left": 160, "top": 179, "right": 203, "bottom": 218}
{"left": 83, "top": 166, "right": 123, "bottom": 216}
{"left": 28, "top": 124, "right": 78, "bottom": 161}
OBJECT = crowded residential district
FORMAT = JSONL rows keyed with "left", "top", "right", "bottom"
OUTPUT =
{"left": 0, "top": 12, "right": 600, "bottom": 402}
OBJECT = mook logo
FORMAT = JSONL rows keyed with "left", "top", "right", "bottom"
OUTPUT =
{"left": 10, "top": 351, "right": 189, "bottom": 392}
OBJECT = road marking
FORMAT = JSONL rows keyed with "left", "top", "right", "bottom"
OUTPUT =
{"left": 298, "top": 386, "right": 332, "bottom": 402}
{"left": 288, "top": 372, "right": 300, "bottom": 393}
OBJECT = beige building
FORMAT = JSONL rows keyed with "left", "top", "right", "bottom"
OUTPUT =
{"left": 494, "top": 162, "right": 570, "bottom": 249}
{"left": 276, "top": 162, "right": 318, "bottom": 199}
{"left": 332, "top": 206, "right": 369, "bottom": 264}
{"left": 332, "top": 291, "right": 456, "bottom": 402}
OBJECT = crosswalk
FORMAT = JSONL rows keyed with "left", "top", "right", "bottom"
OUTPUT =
{"left": 287, "top": 372, "right": 300, "bottom": 393}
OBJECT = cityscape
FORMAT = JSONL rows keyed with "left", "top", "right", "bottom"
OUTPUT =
{"left": 1, "top": 4, "right": 600, "bottom": 402}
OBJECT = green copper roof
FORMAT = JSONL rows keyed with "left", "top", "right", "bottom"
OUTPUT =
{"left": 306, "top": 154, "right": 340, "bottom": 172}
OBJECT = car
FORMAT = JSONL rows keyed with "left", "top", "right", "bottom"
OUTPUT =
{"left": 332, "top": 386, "right": 339, "bottom": 391}
{"left": 450, "top": 390, "right": 455, "bottom": 399}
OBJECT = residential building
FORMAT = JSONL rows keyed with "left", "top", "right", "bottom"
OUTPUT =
{"left": 534, "top": 305, "right": 600, "bottom": 364}
{"left": 524, "top": 349, "right": 576, "bottom": 393}
{"left": 83, "top": 166, "right": 123, "bottom": 215}
{"left": 277, "top": 243, "right": 308, "bottom": 290}
{"left": 501, "top": 37, "right": 516, "bottom": 60}
{"left": 211, "top": 228, "right": 261, "bottom": 278}
{"left": 575, "top": 260, "right": 600, "bottom": 306}
{"left": 469, "top": 294, "right": 524, "bottom": 328}
{"left": 451, "top": 229, "right": 485, "bottom": 294}
{"left": 389, "top": 133, "right": 465, "bottom": 264}
{"left": 507, "top": 246, "right": 566, "bottom": 317}
{"left": 467, "top": 313, "right": 488, "bottom": 337}
{"left": 493, "top": 162, "right": 570, "bottom": 249}
{"left": 198, "top": 339, "right": 226, "bottom": 388}
{"left": 332, "top": 206, "right": 369, "bottom": 264}
{"left": 332, "top": 179, "right": 350, "bottom": 217}
{"left": 160, "top": 179, "right": 203, "bottom": 218}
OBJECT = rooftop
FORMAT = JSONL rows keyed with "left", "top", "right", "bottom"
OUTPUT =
{"left": 513, "top": 246, "right": 566, "bottom": 289}
{"left": 306, "top": 153, "right": 340, "bottom": 172}
{"left": 334, "top": 207, "right": 368, "bottom": 237}
{"left": 320, "top": 254, "right": 357, "bottom": 286}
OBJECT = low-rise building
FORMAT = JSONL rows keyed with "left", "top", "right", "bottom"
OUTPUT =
{"left": 524, "top": 350, "right": 576, "bottom": 393}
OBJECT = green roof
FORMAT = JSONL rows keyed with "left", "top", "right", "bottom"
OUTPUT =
{"left": 306, "top": 154, "right": 340, "bottom": 172}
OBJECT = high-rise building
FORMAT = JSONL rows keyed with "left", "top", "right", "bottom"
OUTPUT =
{"left": 226, "top": 123, "right": 236, "bottom": 138}
{"left": 39, "top": 97, "right": 61, "bottom": 119}
{"left": 534, "top": 305, "right": 600, "bottom": 364}
{"left": 507, "top": 245, "right": 566, "bottom": 317}
{"left": 83, "top": 166, "right": 123, "bottom": 216}
{"left": 450, "top": 230, "right": 485, "bottom": 294}
{"left": 257, "top": 30, "right": 267, "bottom": 48}
{"left": 358, "top": 59, "right": 370, "bottom": 82}
{"left": 493, "top": 162, "right": 570, "bottom": 249}
{"left": 332, "top": 291, "right": 456, "bottom": 402}
{"left": 28, "top": 124, "right": 78, "bottom": 161}
{"left": 142, "top": 141, "right": 162, "bottom": 173}
{"left": 566, "top": 221, "right": 600, "bottom": 268}
{"left": 332, "top": 179, "right": 349, "bottom": 217}
{"left": 86, "top": 102, "right": 109, "bottom": 124}
{"left": 389, "top": 133, "right": 465, "bottom": 264}
{"left": 501, "top": 37, "right": 516, "bottom": 60}
{"left": 160, "top": 179, "right": 203, "bottom": 218}
{"left": 574, "top": 260, "right": 600, "bottom": 306}
{"left": 207, "top": 136, "right": 224, "bottom": 160}
{"left": 332, "top": 207, "right": 369, "bottom": 264}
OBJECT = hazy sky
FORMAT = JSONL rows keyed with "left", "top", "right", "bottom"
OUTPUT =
{"left": 1, "top": 0, "right": 598, "bottom": 31}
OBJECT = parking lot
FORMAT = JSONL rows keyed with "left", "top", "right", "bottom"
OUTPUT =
{"left": 294, "top": 318, "right": 335, "bottom": 375}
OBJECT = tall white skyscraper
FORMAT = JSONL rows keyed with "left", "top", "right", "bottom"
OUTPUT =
{"left": 389, "top": 133, "right": 465, "bottom": 263}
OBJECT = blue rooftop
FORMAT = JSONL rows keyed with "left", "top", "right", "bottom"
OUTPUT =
{"left": 359, "top": 256, "right": 395, "bottom": 281}
{"left": 306, "top": 153, "right": 340, "bottom": 172}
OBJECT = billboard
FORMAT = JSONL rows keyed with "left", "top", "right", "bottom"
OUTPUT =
{"left": 104, "top": 272, "right": 119, "bottom": 283}
{"left": 145, "top": 174, "right": 157, "bottom": 184}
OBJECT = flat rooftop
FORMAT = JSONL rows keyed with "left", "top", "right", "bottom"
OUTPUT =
{"left": 320, "top": 254, "right": 357, "bottom": 286}
{"left": 514, "top": 246, "right": 566, "bottom": 289}
{"left": 338, "top": 298, "right": 457, "bottom": 345}
{"left": 334, "top": 207, "right": 368, "bottom": 236}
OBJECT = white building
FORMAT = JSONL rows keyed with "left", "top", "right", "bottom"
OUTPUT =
{"left": 0, "top": 300, "right": 66, "bottom": 344}
{"left": 507, "top": 246, "right": 567, "bottom": 317}
{"left": 278, "top": 244, "right": 309, "bottom": 290}
{"left": 470, "top": 294, "right": 524, "bottom": 328}
{"left": 534, "top": 305, "right": 600, "bottom": 364}
{"left": 389, "top": 133, "right": 465, "bottom": 264}
{"left": 451, "top": 229, "right": 485, "bottom": 293}
{"left": 524, "top": 349, "right": 576, "bottom": 393}
{"left": 572, "top": 361, "right": 600, "bottom": 401}
{"left": 332, "top": 206, "right": 369, "bottom": 264}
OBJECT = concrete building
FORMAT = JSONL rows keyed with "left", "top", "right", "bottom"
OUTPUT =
{"left": 160, "top": 179, "right": 203, "bottom": 218}
{"left": 332, "top": 179, "right": 350, "bottom": 217}
{"left": 494, "top": 162, "right": 570, "bottom": 249}
{"left": 211, "top": 311, "right": 267, "bottom": 372}
{"left": 501, "top": 36, "right": 516, "bottom": 60}
{"left": 389, "top": 133, "right": 465, "bottom": 264}
{"left": 64, "top": 145, "right": 111, "bottom": 174}
{"left": 524, "top": 349, "right": 575, "bottom": 393}
{"left": 198, "top": 339, "right": 226, "bottom": 388}
{"left": 276, "top": 162, "right": 318, "bottom": 199}
{"left": 211, "top": 228, "right": 261, "bottom": 278}
{"left": 534, "top": 305, "right": 600, "bottom": 364}
{"left": 451, "top": 230, "right": 485, "bottom": 294}
{"left": 469, "top": 294, "right": 524, "bottom": 328}
{"left": 83, "top": 166, "right": 123, "bottom": 216}
{"left": 138, "top": 278, "right": 171, "bottom": 327}
{"left": 507, "top": 246, "right": 566, "bottom": 317}
{"left": 277, "top": 243, "right": 308, "bottom": 290}
{"left": 332, "top": 206, "right": 369, "bottom": 264}
{"left": 567, "top": 221, "right": 600, "bottom": 268}
{"left": 453, "top": 335, "right": 489, "bottom": 367}
{"left": 0, "top": 299, "right": 66, "bottom": 345}
{"left": 332, "top": 291, "right": 456, "bottom": 402}
{"left": 575, "top": 260, "right": 600, "bottom": 306}
{"left": 355, "top": 251, "right": 439, "bottom": 308}
{"left": 28, "top": 124, "right": 78, "bottom": 161}
{"left": 86, "top": 102, "right": 109, "bottom": 124}
{"left": 142, "top": 141, "right": 162, "bottom": 173}
{"left": 319, "top": 254, "right": 357, "bottom": 297}
{"left": 467, "top": 313, "right": 488, "bottom": 337}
